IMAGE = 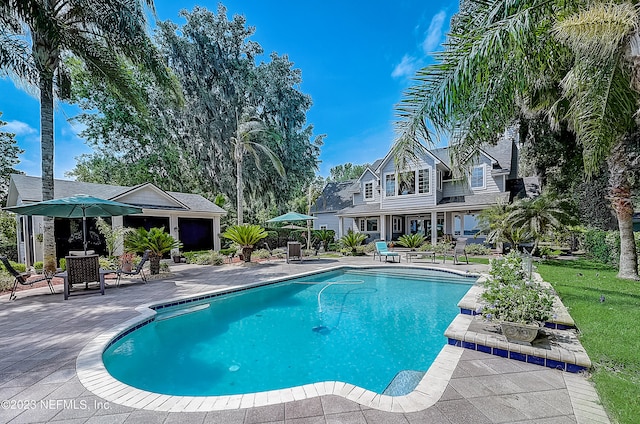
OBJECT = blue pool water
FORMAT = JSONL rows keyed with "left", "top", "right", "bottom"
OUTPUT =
{"left": 103, "top": 268, "right": 475, "bottom": 396}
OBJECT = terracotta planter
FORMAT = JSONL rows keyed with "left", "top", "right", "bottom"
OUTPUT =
{"left": 121, "top": 262, "right": 132, "bottom": 273}
{"left": 500, "top": 321, "right": 539, "bottom": 344}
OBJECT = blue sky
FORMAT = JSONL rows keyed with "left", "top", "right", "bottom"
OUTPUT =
{"left": 0, "top": 0, "right": 456, "bottom": 180}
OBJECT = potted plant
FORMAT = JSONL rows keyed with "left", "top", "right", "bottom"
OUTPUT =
{"left": 479, "top": 252, "right": 554, "bottom": 344}
{"left": 221, "top": 224, "right": 268, "bottom": 263}
{"left": 125, "top": 227, "right": 182, "bottom": 274}
{"left": 119, "top": 252, "right": 136, "bottom": 272}
{"left": 396, "top": 233, "right": 426, "bottom": 250}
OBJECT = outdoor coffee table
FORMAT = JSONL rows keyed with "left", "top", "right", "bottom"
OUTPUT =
{"left": 405, "top": 251, "right": 437, "bottom": 263}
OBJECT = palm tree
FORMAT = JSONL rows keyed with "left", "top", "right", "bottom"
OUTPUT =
{"left": 232, "top": 113, "right": 285, "bottom": 225}
{"left": 222, "top": 224, "right": 269, "bottom": 262}
{"left": 124, "top": 227, "right": 181, "bottom": 274}
{"left": 394, "top": 0, "right": 640, "bottom": 279}
{"left": 508, "top": 192, "right": 578, "bottom": 254}
{"left": 0, "top": 0, "right": 180, "bottom": 272}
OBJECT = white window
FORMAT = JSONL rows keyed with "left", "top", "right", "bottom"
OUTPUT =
{"left": 364, "top": 182, "right": 374, "bottom": 200}
{"left": 360, "top": 218, "right": 378, "bottom": 232}
{"left": 393, "top": 217, "right": 402, "bottom": 232}
{"left": 437, "top": 170, "right": 443, "bottom": 191}
{"left": 398, "top": 171, "right": 415, "bottom": 195}
{"left": 385, "top": 174, "right": 396, "bottom": 197}
{"left": 470, "top": 165, "right": 485, "bottom": 189}
{"left": 418, "top": 168, "right": 430, "bottom": 194}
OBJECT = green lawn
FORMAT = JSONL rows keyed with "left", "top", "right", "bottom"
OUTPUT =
{"left": 537, "top": 259, "right": 640, "bottom": 424}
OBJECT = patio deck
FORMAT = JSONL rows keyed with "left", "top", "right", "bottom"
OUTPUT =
{"left": 0, "top": 256, "right": 609, "bottom": 423}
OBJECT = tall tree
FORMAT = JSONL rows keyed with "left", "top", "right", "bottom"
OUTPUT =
{"left": 0, "top": 113, "right": 23, "bottom": 207}
{"left": 69, "top": 5, "right": 321, "bottom": 223}
{"left": 328, "top": 163, "right": 369, "bottom": 182}
{"left": 233, "top": 114, "right": 285, "bottom": 224}
{"left": 0, "top": 0, "right": 180, "bottom": 271}
{"left": 395, "top": 0, "right": 640, "bottom": 280}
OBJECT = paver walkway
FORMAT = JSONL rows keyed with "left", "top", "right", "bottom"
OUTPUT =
{"left": 0, "top": 256, "right": 609, "bottom": 423}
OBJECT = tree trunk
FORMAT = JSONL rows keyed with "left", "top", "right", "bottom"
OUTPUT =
{"left": 607, "top": 139, "right": 639, "bottom": 280}
{"left": 242, "top": 246, "right": 252, "bottom": 262}
{"left": 40, "top": 74, "right": 57, "bottom": 273}
{"left": 236, "top": 151, "right": 243, "bottom": 225}
{"left": 150, "top": 253, "right": 161, "bottom": 275}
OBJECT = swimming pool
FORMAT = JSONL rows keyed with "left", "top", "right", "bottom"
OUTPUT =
{"left": 102, "top": 267, "right": 475, "bottom": 397}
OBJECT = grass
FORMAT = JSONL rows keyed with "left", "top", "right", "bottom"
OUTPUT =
{"left": 536, "top": 259, "right": 640, "bottom": 424}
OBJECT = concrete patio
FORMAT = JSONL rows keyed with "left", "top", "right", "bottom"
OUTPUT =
{"left": 0, "top": 255, "right": 610, "bottom": 423}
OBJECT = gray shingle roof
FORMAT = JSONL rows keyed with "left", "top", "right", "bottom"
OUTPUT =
{"left": 9, "top": 175, "right": 226, "bottom": 214}
{"left": 310, "top": 181, "right": 354, "bottom": 213}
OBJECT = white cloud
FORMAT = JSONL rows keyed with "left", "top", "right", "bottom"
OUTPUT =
{"left": 391, "top": 54, "right": 420, "bottom": 79}
{"left": 422, "top": 10, "right": 447, "bottom": 54}
{"left": 3, "top": 120, "right": 37, "bottom": 136}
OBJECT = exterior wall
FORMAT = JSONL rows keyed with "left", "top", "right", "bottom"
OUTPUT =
{"left": 380, "top": 154, "right": 437, "bottom": 211}
{"left": 117, "top": 188, "right": 182, "bottom": 208}
{"left": 353, "top": 170, "right": 379, "bottom": 205}
{"left": 313, "top": 212, "right": 341, "bottom": 233}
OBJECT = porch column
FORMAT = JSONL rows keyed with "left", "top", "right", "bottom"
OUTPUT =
{"left": 213, "top": 216, "right": 221, "bottom": 251}
{"left": 431, "top": 213, "right": 438, "bottom": 245}
{"left": 459, "top": 215, "right": 465, "bottom": 238}
{"left": 112, "top": 216, "right": 124, "bottom": 255}
{"left": 379, "top": 214, "right": 386, "bottom": 241}
{"left": 338, "top": 217, "right": 344, "bottom": 238}
{"left": 169, "top": 215, "right": 179, "bottom": 257}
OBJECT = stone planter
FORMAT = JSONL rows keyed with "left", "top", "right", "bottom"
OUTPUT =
{"left": 500, "top": 321, "right": 540, "bottom": 344}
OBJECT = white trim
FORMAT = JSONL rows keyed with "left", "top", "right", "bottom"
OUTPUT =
{"left": 384, "top": 172, "right": 396, "bottom": 198}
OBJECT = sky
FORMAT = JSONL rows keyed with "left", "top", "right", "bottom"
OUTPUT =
{"left": 0, "top": 0, "right": 458, "bottom": 180}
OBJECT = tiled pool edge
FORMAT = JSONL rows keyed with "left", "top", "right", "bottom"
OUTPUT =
{"left": 76, "top": 265, "right": 470, "bottom": 413}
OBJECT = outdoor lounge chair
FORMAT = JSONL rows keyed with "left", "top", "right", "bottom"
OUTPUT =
{"left": 374, "top": 241, "right": 400, "bottom": 263}
{"left": 444, "top": 238, "right": 469, "bottom": 264}
{"left": 2, "top": 255, "right": 54, "bottom": 300}
{"left": 114, "top": 250, "right": 149, "bottom": 287}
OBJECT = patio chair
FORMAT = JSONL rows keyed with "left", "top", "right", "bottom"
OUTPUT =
{"left": 114, "top": 250, "right": 149, "bottom": 287}
{"left": 287, "top": 241, "right": 303, "bottom": 263}
{"left": 374, "top": 241, "right": 400, "bottom": 263}
{"left": 444, "top": 238, "right": 469, "bottom": 264}
{"left": 64, "top": 254, "right": 102, "bottom": 300}
{"left": 2, "top": 256, "right": 54, "bottom": 300}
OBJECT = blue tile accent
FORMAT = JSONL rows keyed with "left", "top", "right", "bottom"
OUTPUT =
{"left": 448, "top": 338, "right": 461, "bottom": 347}
{"left": 509, "top": 351, "right": 526, "bottom": 362}
{"left": 493, "top": 348, "right": 508, "bottom": 358}
{"left": 556, "top": 323, "right": 574, "bottom": 330}
{"left": 543, "top": 322, "right": 556, "bottom": 329}
{"left": 460, "top": 308, "right": 472, "bottom": 315}
{"left": 462, "top": 341, "right": 476, "bottom": 350}
{"left": 477, "top": 344, "right": 491, "bottom": 354}
{"left": 566, "top": 363, "right": 586, "bottom": 373}
{"left": 527, "top": 355, "right": 545, "bottom": 366}
{"left": 546, "top": 359, "right": 566, "bottom": 371}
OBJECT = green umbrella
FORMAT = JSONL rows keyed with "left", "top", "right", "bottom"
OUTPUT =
{"left": 4, "top": 195, "right": 143, "bottom": 254}
{"left": 266, "top": 212, "right": 317, "bottom": 249}
{"left": 266, "top": 212, "right": 317, "bottom": 223}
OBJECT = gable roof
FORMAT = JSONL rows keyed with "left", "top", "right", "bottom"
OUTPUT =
{"left": 7, "top": 175, "right": 226, "bottom": 215}
{"left": 310, "top": 180, "right": 354, "bottom": 214}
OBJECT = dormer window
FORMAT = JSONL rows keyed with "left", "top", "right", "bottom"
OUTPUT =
{"left": 364, "top": 182, "right": 374, "bottom": 200}
{"left": 470, "top": 165, "right": 485, "bottom": 189}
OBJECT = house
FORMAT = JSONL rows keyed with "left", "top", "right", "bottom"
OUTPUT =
{"left": 312, "top": 128, "right": 522, "bottom": 245}
{"left": 5, "top": 175, "right": 226, "bottom": 266}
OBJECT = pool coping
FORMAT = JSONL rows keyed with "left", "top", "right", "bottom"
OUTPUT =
{"left": 76, "top": 265, "right": 476, "bottom": 413}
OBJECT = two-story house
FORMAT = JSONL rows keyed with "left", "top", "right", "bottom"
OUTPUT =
{"left": 312, "top": 129, "right": 521, "bottom": 245}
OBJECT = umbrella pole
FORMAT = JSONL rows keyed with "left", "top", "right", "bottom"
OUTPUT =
{"left": 82, "top": 215, "right": 88, "bottom": 255}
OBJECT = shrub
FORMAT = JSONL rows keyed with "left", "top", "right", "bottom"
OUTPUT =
{"left": 583, "top": 228, "right": 613, "bottom": 264}
{"left": 252, "top": 249, "right": 272, "bottom": 259}
{"left": 0, "top": 260, "right": 26, "bottom": 273}
{"left": 33, "top": 261, "right": 44, "bottom": 272}
{"left": 210, "top": 252, "right": 226, "bottom": 266}
{"left": 397, "top": 233, "right": 426, "bottom": 250}
{"left": 219, "top": 247, "right": 237, "bottom": 256}
{"left": 222, "top": 224, "right": 269, "bottom": 262}
{"left": 159, "top": 262, "right": 170, "bottom": 273}
{"left": 0, "top": 273, "right": 13, "bottom": 292}
{"left": 339, "top": 230, "right": 367, "bottom": 253}
{"left": 59, "top": 258, "right": 66, "bottom": 271}
{"left": 465, "top": 244, "right": 492, "bottom": 255}
{"left": 125, "top": 227, "right": 182, "bottom": 274}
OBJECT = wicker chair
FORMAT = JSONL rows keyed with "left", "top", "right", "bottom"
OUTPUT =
{"left": 64, "top": 254, "right": 102, "bottom": 300}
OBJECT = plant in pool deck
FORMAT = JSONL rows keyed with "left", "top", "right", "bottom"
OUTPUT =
{"left": 221, "top": 224, "right": 268, "bottom": 263}
{"left": 338, "top": 230, "right": 367, "bottom": 255}
{"left": 124, "top": 227, "right": 182, "bottom": 274}
{"left": 396, "top": 233, "right": 426, "bottom": 250}
{"left": 480, "top": 252, "right": 554, "bottom": 331}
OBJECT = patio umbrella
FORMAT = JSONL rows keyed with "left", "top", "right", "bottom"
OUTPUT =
{"left": 266, "top": 212, "right": 317, "bottom": 249}
{"left": 281, "top": 224, "right": 307, "bottom": 230}
{"left": 4, "top": 195, "right": 143, "bottom": 254}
